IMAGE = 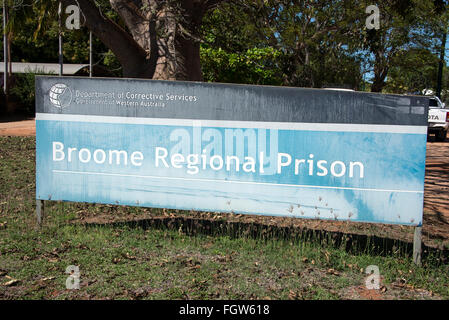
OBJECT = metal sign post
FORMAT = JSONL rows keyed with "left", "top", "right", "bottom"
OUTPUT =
{"left": 89, "top": 31, "right": 92, "bottom": 77}
{"left": 36, "top": 199, "right": 44, "bottom": 226}
{"left": 413, "top": 226, "right": 422, "bottom": 266}
{"left": 3, "top": 1, "right": 8, "bottom": 96}
{"left": 58, "top": 2, "right": 63, "bottom": 76}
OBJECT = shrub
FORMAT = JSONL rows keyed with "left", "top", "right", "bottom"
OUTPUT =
{"left": 200, "top": 46, "right": 283, "bottom": 85}
{"left": 9, "top": 71, "right": 36, "bottom": 115}
{"left": 0, "top": 86, "right": 6, "bottom": 112}
{"left": 9, "top": 69, "right": 51, "bottom": 115}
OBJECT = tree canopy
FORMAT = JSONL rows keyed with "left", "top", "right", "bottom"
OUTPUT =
{"left": 1, "top": 0, "right": 448, "bottom": 99}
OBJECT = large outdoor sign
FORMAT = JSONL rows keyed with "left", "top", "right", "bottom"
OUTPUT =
{"left": 36, "top": 76, "right": 428, "bottom": 226}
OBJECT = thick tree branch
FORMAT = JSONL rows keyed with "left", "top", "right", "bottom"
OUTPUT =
{"left": 62, "top": 0, "right": 156, "bottom": 78}
{"left": 109, "top": 0, "right": 149, "bottom": 48}
{"left": 61, "top": 0, "right": 228, "bottom": 80}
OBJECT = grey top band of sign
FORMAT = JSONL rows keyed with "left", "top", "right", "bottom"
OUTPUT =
{"left": 36, "top": 76, "right": 429, "bottom": 126}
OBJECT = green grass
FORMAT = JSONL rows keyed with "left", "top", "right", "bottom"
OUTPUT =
{"left": 0, "top": 136, "right": 448, "bottom": 299}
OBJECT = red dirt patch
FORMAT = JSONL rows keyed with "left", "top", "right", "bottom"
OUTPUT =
{"left": 0, "top": 119, "right": 35, "bottom": 137}
{"left": 340, "top": 284, "right": 439, "bottom": 300}
{"left": 423, "top": 140, "right": 449, "bottom": 247}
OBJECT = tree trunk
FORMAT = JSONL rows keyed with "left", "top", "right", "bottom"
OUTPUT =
{"left": 371, "top": 50, "right": 388, "bottom": 93}
{"left": 371, "top": 78, "right": 385, "bottom": 92}
{"left": 436, "top": 29, "right": 447, "bottom": 98}
{"left": 63, "top": 0, "right": 225, "bottom": 80}
{"left": 147, "top": 1, "right": 204, "bottom": 81}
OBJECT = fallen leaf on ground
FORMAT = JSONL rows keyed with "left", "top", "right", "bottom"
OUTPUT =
{"left": 2, "top": 278, "right": 20, "bottom": 286}
{"left": 123, "top": 252, "right": 137, "bottom": 260}
{"left": 40, "top": 276, "right": 55, "bottom": 282}
{"left": 288, "top": 290, "right": 303, "bottom": 300}
{"left": 112, "top": 257, "right": 121, "bottom": 264}
{"left": 326, "top": 268, "right": 340, "bottom": 276}
{"left": 189, "top": 265, "right": 201, "bottom": 270}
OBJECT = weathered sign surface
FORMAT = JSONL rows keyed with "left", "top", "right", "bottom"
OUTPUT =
{"left": 36, "top": 76, "right": 428, "bottom": 226}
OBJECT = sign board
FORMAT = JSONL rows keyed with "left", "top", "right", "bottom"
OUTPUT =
{"left": 36, "top": 77, "right": 428, "bottom": 226}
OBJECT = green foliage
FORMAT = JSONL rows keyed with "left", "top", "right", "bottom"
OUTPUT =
{"left": 385, "top": 48, "right": 441, "bottom": 94}
{"left": 202, "top": 0, "right": 364, "bottom": 89}
{"left": 200, "top": 1, "right": 261, "bottom": 52}
{"left": 355, "top": 0, "right": 447, "bottom": 92}
{"left": 0, "top": 0, "right": 448, "bottom": 94}
{"left": 200, "top": 46, "right": 283, "bottom": 85}
{"left": 9, "top": 71, "right": 46, "bottom": 115}
{"left": 1, "top": 0, "right": 121, "bottom": 74}
{"left": 200, "top": 1, "right": 283, "bottom": 85}
{"left": 101, "top": 49, "right": 122, "bottom": 76}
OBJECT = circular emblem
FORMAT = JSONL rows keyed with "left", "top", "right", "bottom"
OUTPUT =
{"left": 49, "top": 83, "right": 72, "bottom": 108}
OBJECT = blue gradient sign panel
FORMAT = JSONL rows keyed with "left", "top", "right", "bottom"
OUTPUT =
{"left": 36, "top": 77, "right": 428, "bottom": 226}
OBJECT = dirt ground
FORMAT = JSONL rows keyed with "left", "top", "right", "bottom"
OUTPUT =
{"left": 0, "top": 118, "right": 35, "bottom": 137}
{"left": 1, "top": 117, "right": 448, "bottom": 249}
{"left": 423, "top": 138, "right": 449, "bottom": 246}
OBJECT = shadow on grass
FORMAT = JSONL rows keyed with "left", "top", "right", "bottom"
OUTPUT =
{"left": 81, "top": 215, "right": 449, "bottom": 265}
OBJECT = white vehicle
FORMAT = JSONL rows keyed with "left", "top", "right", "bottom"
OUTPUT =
{"left": 428, "top": 96, "right": 449, "bottom": 142}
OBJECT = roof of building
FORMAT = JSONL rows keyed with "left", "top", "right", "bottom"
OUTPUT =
{"left": 0, "top": 62, "right": 88, "bottom": 75}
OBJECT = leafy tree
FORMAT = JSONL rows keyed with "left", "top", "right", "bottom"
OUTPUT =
{"left": 1, "top": 1, "right": 123, "bottom": 73}
{"left": 207, "top": 0, "right": 363, "bottom": 89}
{"left": 354, "top": 0, "right": 445, "bottom": 92}
{"left": 200, "top": 47, "right": 283, "bottom": 85}
{"left": 2, "top": 0, "right": 448, "bottom": 96}
{"left": 200, "top": 1, "right": 283, "bottom": 85}
{"left": 384, "top": 48, "right": 440, "bottom": 94}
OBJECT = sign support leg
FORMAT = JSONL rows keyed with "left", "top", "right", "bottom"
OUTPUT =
{"left": 36, "top": 200, "right": 44, "bottom": 227}
{"left": 413, "top": 226, "right": 422, "bottom": 266}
